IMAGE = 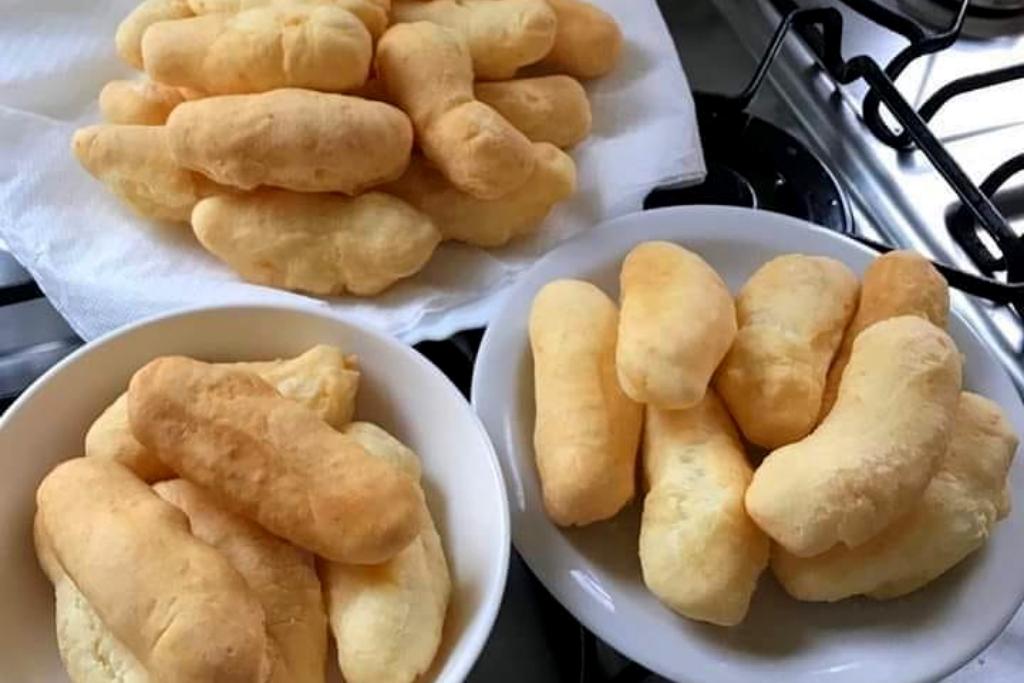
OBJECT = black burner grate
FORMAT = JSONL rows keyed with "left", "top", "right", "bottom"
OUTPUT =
{"left": 785, "top": 0, "right": 1024, "bottom": 309}
{"left": 650, "top": 0, "right": 1024, "bottom": 316}
{"left": 948, "top": 153, "right": 1024, "bottom": 276}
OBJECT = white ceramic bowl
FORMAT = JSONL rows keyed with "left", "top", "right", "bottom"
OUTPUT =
{"left": 472, "top": 206, "right": 1024, "bottom": 683}
{"left": 0, "top": 304, "right": 510, "bottom": 683}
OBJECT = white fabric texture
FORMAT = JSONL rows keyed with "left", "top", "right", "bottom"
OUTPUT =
{"left": 0, "top": 0, "right": 705, "bottom": 343}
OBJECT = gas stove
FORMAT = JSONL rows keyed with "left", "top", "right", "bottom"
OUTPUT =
{"left": 710, "top": 0, "right": 1024, "bottom": 389}
{"left": 2, "top": 1, "right": 1023, "bottom": 681}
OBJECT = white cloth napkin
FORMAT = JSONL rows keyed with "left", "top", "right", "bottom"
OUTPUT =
{"left": 0, "top": 0, "right": 704, "bottom": 343}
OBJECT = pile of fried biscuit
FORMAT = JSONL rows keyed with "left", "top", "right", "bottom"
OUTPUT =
{"left": 35, "top": 346, "right": 451, "bottom": 683}
{"left": 72, "top": 0, "right": 624, "bottom": 297}
{"left": 530, "top": 242, "right": 1019, "bottom": 626}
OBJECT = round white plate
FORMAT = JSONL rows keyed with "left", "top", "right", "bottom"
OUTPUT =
{"left": 471, "top": 206, "right": 1024, "bottom": 683}
{"left": 0, "top": 304, "right": 510, "bottom": 683}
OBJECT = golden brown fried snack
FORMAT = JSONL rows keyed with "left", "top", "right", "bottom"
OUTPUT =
{"left": 384, "top": 143, "right": 575, "bottom": 247}
{"left": 85, "top": 393, "right": 176, "bottom": 483}
{"left": 536, "top": 0, "right": 622, "bottom": 79}
{"left": 341, "top": 422, "right": 422, "bottom": 479}
{"left": 166, "top": 89, "right": 412, "bottom": 193}
{"left": 187, "top": 0, "right": 389, "bottom": 39}
{"left": 239, "top": 345, "right": 361, "bottom": 428}
{"left": 35, "top": 458, "right": 272, "bottom": 683}
{"left": 71, "top": 124, "right": 224, "bottom": 222}
{"left": 616, "top": 241, "right": 737, "bottom": 409}
{"left": 773, "top": 392, "right": 1017, "bottom": 601}
{"left": 530, "top": 279, "right": 644, "bottom": 526}
{"left": 128, "top": 356, "right": 421, "bottom": 563}
{"left": 115, "top": 0, "right": 193, "bottom": 69}
{"left": 98, "top": 80, "right": 198, "bottom": 125}
{"left": 36, "top": 512, "right": 149, "bottom": 683}
{"left": 86, "top": 345, "right": 361, "bottom": 482}
{"left": 192, "top": 190, "right": 440, "bottom": 296}
{"left": 142, "top": 6, "right": 372, "bottom": 95}
{"left": 391, "top": 0, "right": 556, "bottom": 80}
{"left": 52, "top": 575, "right": 149, "bottom": 683}
{"left": 322, "top": 423, "right": 451, "bottom": 683}
{"left": 640, "top": 391, "right": 769, "bottom": 626}
{"left": 474, "top": 76, "right": 591, "bottom": 148}
{"left": 376, "top": 22, "right": 535, "bottom": 199}
{"left": 714, "top": 254, "right": 859, "bottom": 449}
{"left": 155, "top": 479, "right": 327, "bottom": 683}
{"left": 819, "top": 250, "right": 949, "bottom": 420}
{"left": 746, "top": 316, "right": 963, "bottom": 557}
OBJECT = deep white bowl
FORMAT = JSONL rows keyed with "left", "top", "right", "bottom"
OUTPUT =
{"left": 472, "top": 206, "right": 1024, "bottom": 683}
{"left": 0, "top": 304, "right": 510, "bottom": 683}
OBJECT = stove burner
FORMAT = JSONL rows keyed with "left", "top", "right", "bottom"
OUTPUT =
{"left": 645, "top": 93, "right": 853, "bottom": 234}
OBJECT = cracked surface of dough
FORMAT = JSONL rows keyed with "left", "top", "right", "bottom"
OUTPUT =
{"left": 187, "top": 0, "right": 389, "bottom": 38}
{"left": 745, "top": 316, "right": 963, "bottom": 557}
{"left": 640, "top": 391, "right": 768, "bottom": 626}
{"left": 98, "top": 80, "right": 194, "bottom": 126}
{"left": 36, "top": 516, "right": 148, "bottom": 683}
{"left": 154, "top": 479, "right": 327, "bottom": 683}
{"left": 35, "top": 458, "right": 271, "bottom": 683}
{"left": 617, "top": 241, "right": 736, "bottom": 410}
{"left": 127, "top": 356, "right": 421, "bottom": 563}
{"left": 773, "top": 392, "right": 1017, "bottom": 601}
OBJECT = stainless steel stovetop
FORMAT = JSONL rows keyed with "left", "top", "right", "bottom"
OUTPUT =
{"left": 711, "top": 0, "right": 1024, "bottom": 387}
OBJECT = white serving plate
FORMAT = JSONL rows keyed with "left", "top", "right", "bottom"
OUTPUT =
{"left": 471, "top": 205, "right": 1024, "bottom": 683}
{"left": 0, "top": 304, "right": 510, "bottom": 683}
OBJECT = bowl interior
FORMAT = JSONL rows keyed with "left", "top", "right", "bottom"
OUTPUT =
{"left": 473, "top": 206, "right": 1024, "bottom": 683}
{"left": 0, "top": 305, "right": 509, "bottom": 683}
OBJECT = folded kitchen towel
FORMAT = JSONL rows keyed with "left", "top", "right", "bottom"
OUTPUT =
{"left": 0, "top": 0, "right": 705, "bottom": 343}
